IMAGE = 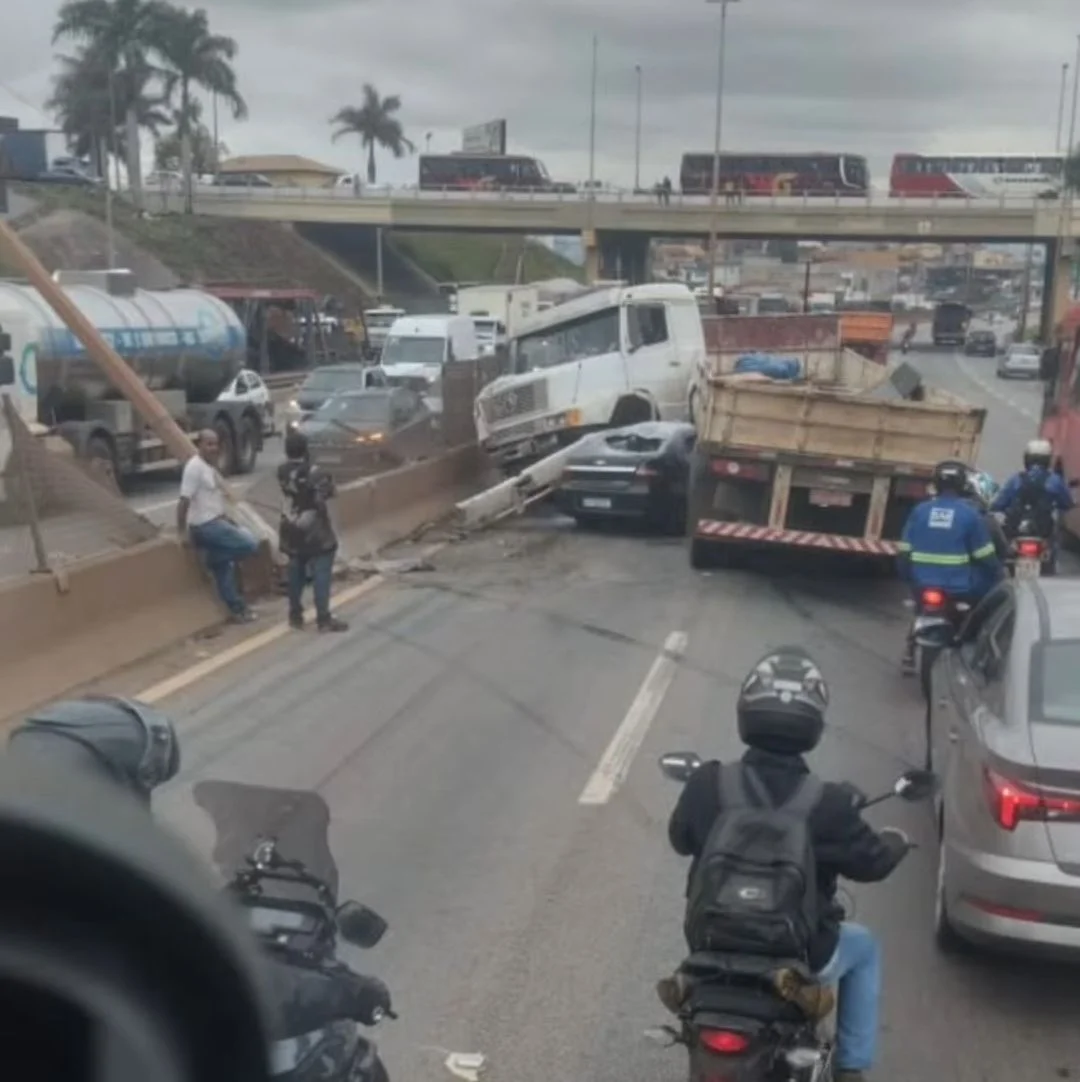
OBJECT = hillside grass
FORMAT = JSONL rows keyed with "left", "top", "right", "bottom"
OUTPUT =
{"left": 388, "top": 232, "right": 584, "bottom": 285}
{"left": 9, "top": 184, "right": 584, "bottom": 300}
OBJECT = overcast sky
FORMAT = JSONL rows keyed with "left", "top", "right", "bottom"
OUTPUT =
{"left": 1, "top": 0, "right": 1078, "bottom": 188}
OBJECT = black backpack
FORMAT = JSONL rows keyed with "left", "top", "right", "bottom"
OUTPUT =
{"left": 1011, "top": 473, "right": 1054, "bottom": 537}
{"left": 685, "top": 764, "right": 823, "bottom": 961}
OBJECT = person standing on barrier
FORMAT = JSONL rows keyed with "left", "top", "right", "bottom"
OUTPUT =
{"left": 177, "top": 429, "right": 260, "bottom": 624}
{"left": 278, "top": 429, "right": 348, "bottom": 633}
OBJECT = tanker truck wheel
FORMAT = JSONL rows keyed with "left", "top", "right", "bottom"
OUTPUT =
{"left": 213, "top": 420, "right": 238, "bottom": 476}
{"left": 85, "top": 436, "right": 121, "bottom": 495}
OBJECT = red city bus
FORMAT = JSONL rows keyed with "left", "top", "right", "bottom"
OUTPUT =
{"left": 1038, "top": 304, "right": 1080, "bottom": 539}
{"left": 679, "top": 152, "right": 869, "bottom": 197}
{"left": 890, "top": 153, "right": 1062, "bottom": 199}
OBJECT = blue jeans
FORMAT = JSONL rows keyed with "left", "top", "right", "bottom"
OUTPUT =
{"left": 190, "top": 518, "right": 259, "bottom": 615}
{"left": 287, "top": 550, "right": 334, "bottom": 624}
{"left": 815, "top": 921, "right": 881, "bottom": 1072}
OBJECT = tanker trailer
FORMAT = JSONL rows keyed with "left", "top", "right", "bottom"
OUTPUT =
{"left": 0, "top": 270, "right": 265, "bottom": 485}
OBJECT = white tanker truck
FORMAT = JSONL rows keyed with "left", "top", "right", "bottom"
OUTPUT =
{"left": 0, "top": 270, "right": 265, "bottom": 485}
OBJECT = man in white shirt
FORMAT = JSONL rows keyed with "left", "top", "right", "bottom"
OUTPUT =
{"left": 177, "top": 429, "right": 259, "bottom": 623}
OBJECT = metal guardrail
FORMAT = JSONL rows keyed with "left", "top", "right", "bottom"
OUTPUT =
{"left": 145, "top": 184, "right": 1077, "bottom": 212}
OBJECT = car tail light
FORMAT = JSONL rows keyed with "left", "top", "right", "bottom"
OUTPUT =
{"left": 1016, "top": 539, "right": 1043, "bottom": 559}
{"left": 636, "top": 463, "right": 660, "bottom": 478}
{"left": 983, "top": 769, "right": 1080, "bottom": 831}
{"left": 920, "top": 588, "right": 946, "bottom": 611}
{"left": 708, "top": 458, "right": 770, "bottom": 482}
{"left": 698, "top": 1030, "right": 750, "bottom": 1055}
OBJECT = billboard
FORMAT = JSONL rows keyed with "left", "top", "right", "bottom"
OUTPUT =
{"left": 462, "top": 119, "right": 507, "bottom": 156}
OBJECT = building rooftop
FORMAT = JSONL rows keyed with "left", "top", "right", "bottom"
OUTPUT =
{"left": 218, "top": 155, "right": 343, "bottom": 176}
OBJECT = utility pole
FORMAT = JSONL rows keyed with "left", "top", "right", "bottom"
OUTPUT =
{"left": 705, "top": 0, "right": 740, "bottom": 303}
{"left": 633, "top": 65, "right": 643, "bottom": 192}
{"left": 588, "top": 35, "right": 598, "bottom": 193}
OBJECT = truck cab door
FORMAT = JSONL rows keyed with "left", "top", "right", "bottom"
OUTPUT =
{"left": 623, "top": 302, "right": 679, "bottom": 416}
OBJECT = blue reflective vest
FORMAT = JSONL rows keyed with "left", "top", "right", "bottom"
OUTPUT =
{"left": 898, "top": 495, "right": 1003, "bottom": 595}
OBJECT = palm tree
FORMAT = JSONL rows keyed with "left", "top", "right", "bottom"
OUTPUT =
{"left": 154, "top": 100, "right": 226, "bottom": 175}
{"left": 156, "top": 6, "right": 246, "bottom": 211}
{"left": 52, "top": 0, "right": 174, "bottom": 207}
{"left": 330, "top": 84, "right": 414, "bottom": 185}
{"left": 47, "top": 44, "right": 171, "bottom": 186}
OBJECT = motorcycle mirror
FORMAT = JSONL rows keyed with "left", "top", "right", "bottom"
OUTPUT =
{"left": 658, "top": 752, "right": 702, "bottom": 783}
{"left": 643, "top": 1025, "right": 681, "bottom": 1047}
{"left": 336, "top": 901, "right": 388, "bottom": 948}
{"left": 893, "top": 769, "right": 937, "bottom": 802}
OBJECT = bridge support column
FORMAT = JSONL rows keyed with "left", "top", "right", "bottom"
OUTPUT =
{"left": 1041, "top": 239, "right": 1078, "bottom": 343}
{"left": 582, "top": 229, "right": 601, "bottom": 283}
{"left": 582, "top": 230, "right": 651, "bottom": 284}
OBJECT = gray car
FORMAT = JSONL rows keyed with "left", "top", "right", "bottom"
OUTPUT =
{"left": 928, "top": 579, "right": 1080, "bottom": 956}
{"left": 997, "top": 342, "right": 1042, "bottom": 379}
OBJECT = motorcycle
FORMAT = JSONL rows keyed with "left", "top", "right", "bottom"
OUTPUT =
{"left": 903, "top": 587, "right": 971, "bottom": 694}
{"left": 193, "top": 780, "right": 394, "bottom": 1082}
{"left": 1006, "top": 517, "right": 1055, "bottom": 579}
{"left": 648, "top": 754, "right": 936, "bottom": 1082}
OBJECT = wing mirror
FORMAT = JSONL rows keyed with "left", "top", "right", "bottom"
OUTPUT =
{"left": 658, "top": 752, "right": 702, "bottom": 783}
{"left": 893, "top": 768, "right": 937, "bottom": 803}
{"left": 336, "top": 901, "right": 388, "bottom": 948}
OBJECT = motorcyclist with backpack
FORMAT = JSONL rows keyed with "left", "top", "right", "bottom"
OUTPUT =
{"left": 5, "top": 696, "right": 392, "bottom": 1042}
{"left": 991, "top": 438, "right": 1073, "bottom": 570}
{"left": 659, "top": 648, "right": 910, "bottom": 1082}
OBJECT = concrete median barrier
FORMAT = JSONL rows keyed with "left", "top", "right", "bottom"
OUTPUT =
{"left": 0, "top": 443, "right": 488, "bottom": 719}
{"left": 0, "top": 538, "right": 221, "bottom": 721}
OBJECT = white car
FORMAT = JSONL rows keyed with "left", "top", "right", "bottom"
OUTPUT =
{"left": 217, "top": 369, "right": 275, "bottom": 436}
{"left": 997, "top": 342, "right": 1042, "bottom": 380}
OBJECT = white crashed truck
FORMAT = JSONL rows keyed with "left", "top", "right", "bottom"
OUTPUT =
{"left": 687, "top": 313, "right": 986, "bottom": 568}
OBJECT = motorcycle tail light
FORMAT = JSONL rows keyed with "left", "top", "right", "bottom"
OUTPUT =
{"left": 699, "top": 1030, "right": 750, "bottom": 1055}
{"left": 920, "top": 588, "right": 946, "bottom": 611}
{"left": 1017, "top": 539, "right": 1043, "bottom": 559}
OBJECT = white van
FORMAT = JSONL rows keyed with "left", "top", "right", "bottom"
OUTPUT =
{"left": 475, "top": 283, "right": 705, "bottom": 468}
{"left": 380, "top": 314, "right": 480, "bottom": 389}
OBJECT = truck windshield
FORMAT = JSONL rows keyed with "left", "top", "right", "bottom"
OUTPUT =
{"left": 381, "top": 336, "right": 446, "bottom": 366}
{"left": 513, "top": 307, "right": 619, "bottom": 372}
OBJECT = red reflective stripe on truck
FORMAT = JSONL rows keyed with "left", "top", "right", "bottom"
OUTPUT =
{"left": 695, "top": 520, "right": 900, "bottom": 555}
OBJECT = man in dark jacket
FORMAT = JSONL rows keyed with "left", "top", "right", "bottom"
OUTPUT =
{"left": 278, "top": 430, "right": 347, "bottom": 633}
{"left": 662, "top": 648, "right": 909, "bottom": 1082}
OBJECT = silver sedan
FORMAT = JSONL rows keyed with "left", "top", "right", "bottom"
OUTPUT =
{"left": 927, "top": 578, "right": 1080, "bottom": 956}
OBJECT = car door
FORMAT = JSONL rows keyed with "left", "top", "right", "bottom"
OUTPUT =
{"left": 939, "top": 593, "right": 1017, "bottom": 847}
{"left": 624, "top": 302, "right": 680, "bottom": 416}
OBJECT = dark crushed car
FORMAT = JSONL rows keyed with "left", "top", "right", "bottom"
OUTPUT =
{"left": 286, "top": 364, "right": 388, "bottom": 428}
{"left": 555, "top": 421, "right": 696, "bottom": 532}
{"left": 964, "top": 330, "right": 998, "bottom": 357}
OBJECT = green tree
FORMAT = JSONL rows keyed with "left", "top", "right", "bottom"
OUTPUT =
{"left": 156, "top": 5, "right": 246, "bottom": 211}
{"left": 330, "top": 84, "right": 414, "bottom": 184}
{"left": 154, "top": 105, "right": 227, "bottom": 175}
{"left": 47, "top": 43, "right": 170, "bottom": 184}
{"left": 52, "top": 0, "right": 174, "bottom": 207}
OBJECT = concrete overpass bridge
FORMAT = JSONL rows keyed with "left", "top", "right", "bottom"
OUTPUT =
{"left": 152, "top": 187, "right": 1080, "bottom": 332}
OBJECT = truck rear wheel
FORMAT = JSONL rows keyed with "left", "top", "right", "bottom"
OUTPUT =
{"left": 690, "top": 538, "right": 715, "bottom": 569}
{"left": 85, "top": 435, "right": 121, "bottom": 494}
{"left": 235, "top": 416, "right": 259, "bottom": 475}
{"left": 213, "top": 420, "right": 237, "bottom": 476}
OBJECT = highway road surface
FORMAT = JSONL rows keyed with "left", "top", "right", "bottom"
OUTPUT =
{"left": 149, "top": 352, "right": 1079, "bottom": 1082}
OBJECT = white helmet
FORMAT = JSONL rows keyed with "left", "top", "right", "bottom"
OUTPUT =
{"left": 1023, "top": 438, "right": 1053, "bottom": 470}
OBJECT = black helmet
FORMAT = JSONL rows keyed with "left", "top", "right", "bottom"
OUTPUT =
{"left": 736, "top": 646, "right": 829, "bottom": 756}
{"left": 7, "top": 696, "right": 180, "bottom": 804}
{"left": 931, "top": 459, "right": 968, "bottom": 496}
{"left": 1023, "top": 438, "right": 1053, "bottom": 471}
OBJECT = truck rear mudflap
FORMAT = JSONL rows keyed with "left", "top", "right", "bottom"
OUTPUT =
{"left": 693, "top": 519, "right": 900, "bottom": 556}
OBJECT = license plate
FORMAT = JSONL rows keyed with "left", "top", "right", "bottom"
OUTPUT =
{"left": 581, "top": 496, "right": 612, "bottom": 509}
{"left": 809, "top": 488, "right": 853, "bottom": 508}
{"left": 1016, "top": 558, "right": 1040, "bottom": 579}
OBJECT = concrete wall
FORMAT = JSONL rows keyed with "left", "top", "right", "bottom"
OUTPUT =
{"left": 0, "top": 444, "right": 485, "bottom": 720}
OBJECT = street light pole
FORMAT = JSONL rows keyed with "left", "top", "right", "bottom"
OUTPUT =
{"left": 1057, "top": 63, "right": 1070, "bottom": 152}
{"left": 588, "top": 35, "right": 598, "bottom": 193}
{"left": 634, "top": 64, "right": 643, "bottom": 192}
{"left": 705, "top": 0, "right": 739, "bottom": 304}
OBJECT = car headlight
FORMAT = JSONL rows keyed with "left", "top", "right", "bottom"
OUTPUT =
{"left": 288, "top": 399, "right": 300, "bottom": 411}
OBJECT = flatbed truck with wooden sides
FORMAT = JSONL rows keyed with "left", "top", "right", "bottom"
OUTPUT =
{"left": 687, "top": 313, "right": 985, "bottom": 568}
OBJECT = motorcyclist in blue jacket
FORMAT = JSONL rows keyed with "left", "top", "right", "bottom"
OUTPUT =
{"left": 991, "top": 439, "right": 1073, "bottom": 569}
{"left": 898, "top": 460, "right": 1004, "bottom": 667}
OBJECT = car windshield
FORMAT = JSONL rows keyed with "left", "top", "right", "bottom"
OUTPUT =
{"left": 1038, "top": 641, "right": 1080, "bottom": 723}
{"left": 1009, "top": 344, "right": 1040, "bottom": 358}
{"left": 381, "top": 336, "right": 446, "bottom": 366}
{"left": 301, "top": 369, "right": 364, "bottom": 393}
{"left": 314, "top": 394, "right": 391, "bottom": 423}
